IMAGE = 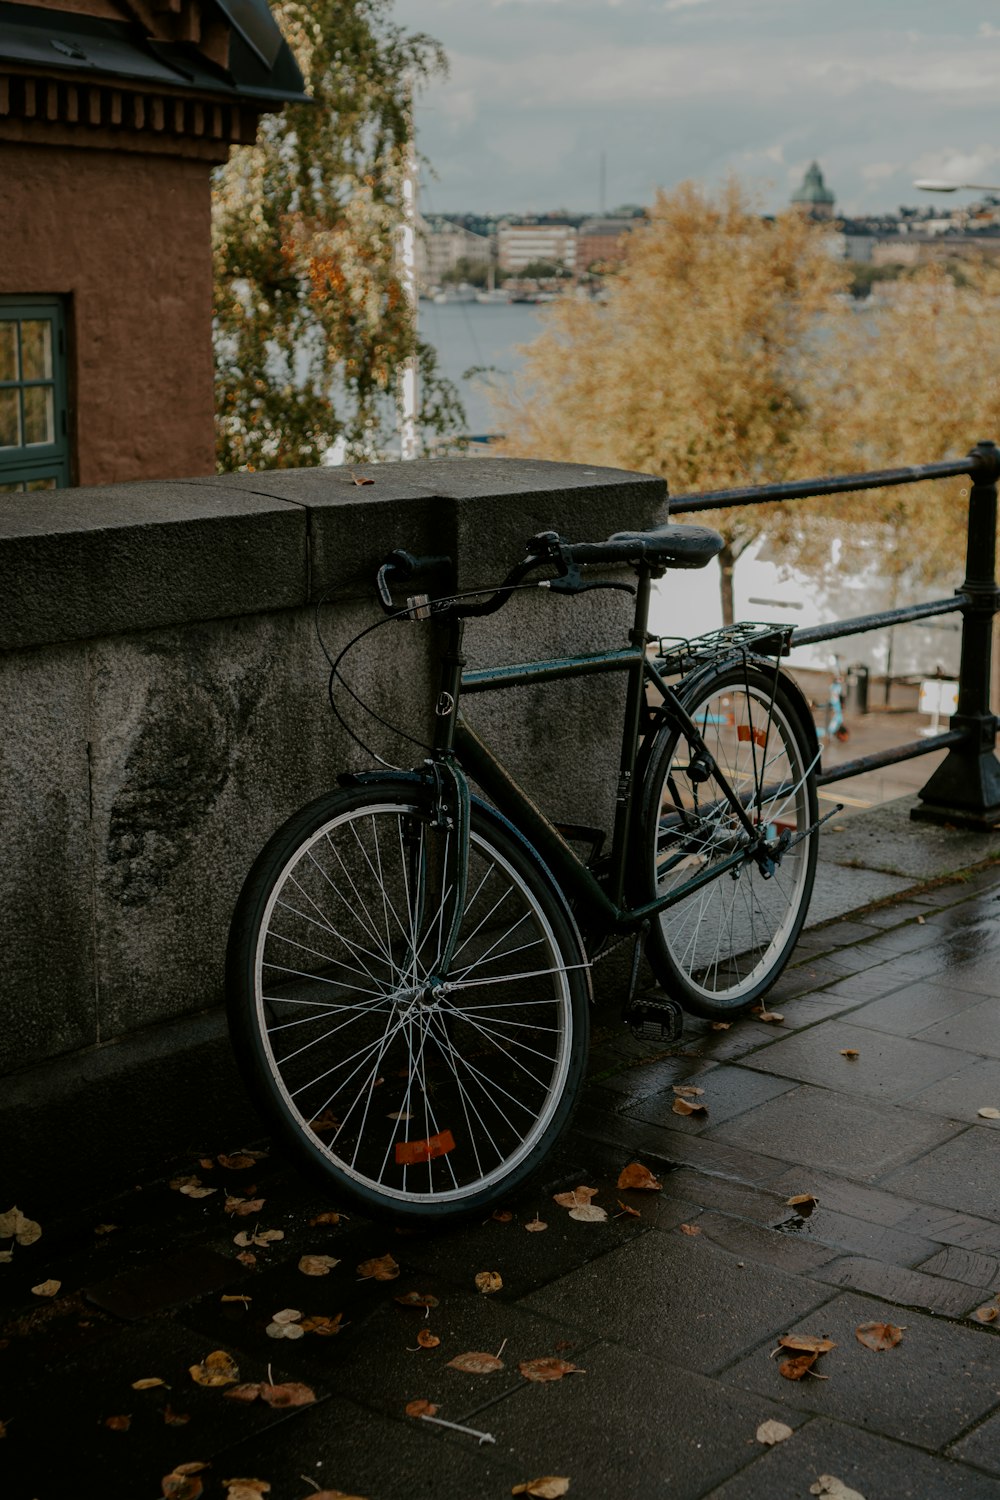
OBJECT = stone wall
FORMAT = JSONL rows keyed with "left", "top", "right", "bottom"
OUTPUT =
{"left": 0, "top": 458, "right": 665, "bottom": 1183}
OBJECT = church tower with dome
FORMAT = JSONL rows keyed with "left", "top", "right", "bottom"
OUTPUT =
{"left": 791, "top": 161, "right": 836, "bottom": 220}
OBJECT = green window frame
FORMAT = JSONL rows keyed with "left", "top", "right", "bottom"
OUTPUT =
{"left": 0, "top": 298, "right": 70, "bottom": 493}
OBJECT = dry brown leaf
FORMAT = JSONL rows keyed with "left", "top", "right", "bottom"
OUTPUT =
{"left": 615, "top": 1201, "right": 641, "bottom": 1219}
{"left": 672, "top": 1097, "right": 707, "bottom": 1116}
{"left": 525, "top": 1218, "right": 548, "bottom": 1232}
{"left": 222, "top": 1481, "right": 270, "bottom": 1500}
{"left": 181, "top": 1185, "right": 217, "bottom": 1199}
{"left": 855, "top": 1320, "right": 904, "bottom": 1351}
{"left": 235, "top": 1251, "right": 257, "bottom": 1268}
{"left": 786, "top": 1194, "right": 819, "bottom": 1211}
{"left": 754, "top": 1009, "right": 785, "bottom": 1024}
{"left": 189, "top": 1349, "right": 240, "bottom": 1386}
{"left": 301, "top": 1313, "right": 344, "bottom": 1337}
{"left": 266, "top": 1319, "right": 305, "bottom": 1340}
{"left": 307, "top": 1491, "right": 371, "bottom": 1500}
{"left": 225, "top": 1196, "right": 265, "bottom": 1217}
{"left": 310, "top": 1108, "right": 340, "bottom": 1133}
{"left": 169, "top": 1174, "right": 202, "bottom": 1191}
{"left": 756, "top": 1419, "right": 794, "bottom": 1445}
{"left": 105, "top": 1413, "right": 131, "bottom": 1431}
{"left": 31, "top": 1279, "right": 60, "bottom": 1298}
{"left": 0, "top": 1208, "right": 42, "bottom": 1247}
{"left": 309, "top": 1211, "right": 342, "bottom": 1226}
{"left": 299, "top": 1254, "right": 340, "bottom": 1276}
{"left": 840, "top": 1049, "right": 860, "bottom": 1060}
{"left": 351, "top": 473, "right": 375, "bottom": 486}
{"left": 405, "top": 1398, "right": 440, "bottom": 1417}
{"left": 357, "top": 1253, "right": 399, "bottom": 1281}
{"left": 511, "top": 1479, "right": 570, "bottom": 1498}
{"left": 132, "top": 1377, "right": 166, "bottom": 1390}
{"left": 234, "top": 1228, "right": 283, "bottom": 1249}
{"left": 221, "top": 1294, "right": 252, "bottom": 1307}
{"left": 94, "top": 1223, "right": 118, "bottom": 1235}
{"left": 416, "top": 1328, "right": 440, "bottom": 1349}
{"left": 475, "top": 1270, "right": 503, "bottom": 1294}
{"left": 518, "top": 1357, "right": 583, "bottom": 1383}
{"left": 710, "top": 1021, "right": 731, "bottom": 1030}
{"left": 679, "top": 1223, "right": 701, "bottom": 1237}
{"left": 568, "top": 1204, "right": 607, "bottom": 1223}
{"left": 217, "top": 1153, "right": 258, "bottom": 1171}
{"left": 395, "top": 1291, "right": 439, "bottom": 1309}
{"left": 672, "top": 1084, "right": 705, "bottom": 1098}
{"left": 492, "top": 1209, "right": 514, "bottom": 1222}
{"left": 779, "top": 1352, "right": 819, "bottom": 1381}
{"left": 162, "top": 1467, "right": 205, "bottom": 1500}
{"left": 225, "top": 1381, "right": 316, "bottom": 1408}
{"left": 977, "top": 1107, "right": 1000, "bottom": 1120}
{"left": 552, "top": 1186, "right": 599, "bottom": 1208}
{"left": 163, "top": 1404, "right": 190, "bottom": 1426}
{"left": 809, "top": 1478, "right": 866, "bottom": 1500}
{"left": 447, "top": 1350, "right": 504, "bottom": 1374}
{"left": 779, "top": 1334, "right": 836, "bottom": 1354}
{"left": 617, "top": 1163, "right": 662, "bottom": 1191}
{"left": 973, "top": 1305, "right": 999, "bottom": 1324}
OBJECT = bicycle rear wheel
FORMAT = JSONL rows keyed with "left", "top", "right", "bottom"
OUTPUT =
{"left": 639, "top": 663, "right": 818, "bottom": 1018}
{"left": 226, "top": 781, "right": 590, "bottom": 1222}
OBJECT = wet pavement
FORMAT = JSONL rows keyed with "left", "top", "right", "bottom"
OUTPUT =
{"left": 3, "top": 799, "right": 1000, "bottom": 1500}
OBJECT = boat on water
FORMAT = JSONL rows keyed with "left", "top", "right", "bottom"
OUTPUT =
{"left": 474, "top": 288, "right": 511, "bottom": 305}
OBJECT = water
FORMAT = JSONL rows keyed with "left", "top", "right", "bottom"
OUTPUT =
{"left": 417, "top": 301, "right": 960, "bottom": 682}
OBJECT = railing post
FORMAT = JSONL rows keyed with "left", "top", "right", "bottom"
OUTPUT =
{"left": 912, "top": 439, "right": 1000, "bottom": 829}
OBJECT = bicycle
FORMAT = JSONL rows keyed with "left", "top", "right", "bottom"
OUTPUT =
{"left": 226, "top": 522, "right": 828, "bottom": 1223}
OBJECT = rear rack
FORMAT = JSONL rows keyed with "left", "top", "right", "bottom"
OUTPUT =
{"left": 651, "top": 621, "right": 793, "bottom": 675}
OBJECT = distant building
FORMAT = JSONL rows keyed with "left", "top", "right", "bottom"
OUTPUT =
{"left": 416, "top": 217, "right": 492, "bottom": 288}
{"left": 791, "top": 162, "right": 836, "bottom": 221}
{"left": 576, "top": 217, "right": 639, "bottom": 273}
{"left": 497, "top": 222, "right": 577, "bottom": 273}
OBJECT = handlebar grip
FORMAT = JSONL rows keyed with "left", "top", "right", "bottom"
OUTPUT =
{"left": 380, "top": 550, "right": 454, "bottom": 587}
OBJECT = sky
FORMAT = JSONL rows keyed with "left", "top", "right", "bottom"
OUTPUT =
{"left": 393, "top": 0, "right": 1000, "bottom": 218}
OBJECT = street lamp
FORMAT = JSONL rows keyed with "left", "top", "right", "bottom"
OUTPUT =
{"left": 914, "top": 178, "right": 1000, "bottom": 193}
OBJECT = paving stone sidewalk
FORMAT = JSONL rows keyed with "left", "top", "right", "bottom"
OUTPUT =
{"left": 2, "top": 802, "right": 1000, "bottom": 1500}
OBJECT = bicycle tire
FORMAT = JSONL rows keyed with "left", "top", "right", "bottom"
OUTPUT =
{"left": 638, "top": 663, "right": 818, "bottom": 1018}
{"left": 226, "top": 779, "right": 590, "bottom": 1222}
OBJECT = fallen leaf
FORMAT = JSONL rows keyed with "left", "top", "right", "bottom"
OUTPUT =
{"left": 169, "top": 1174, "right": 202, "bottom": 1192}
{"left": 492, "top": 1209, "right": 514, "bottom": 1222}
{"left": 162, "top": 1467, "right": 205, "bottom": 1500}
{"left": 679, "top": 1223, "right": 701, "bottom": 1236}
{"left": 395, "top": 1291, "right": 440, "bottom": 1309}
{"left": 617, "top": 1163, "right": 662, "bottom": 1191}
{"left": 0, "top": 1251, "right": 12, "bottom": 1264}
{"left": 222, "top": 1481, "right": 270, "bottom": 1500}
{"left": 447, "top": 1351, "right": 504, "bottom": 1374}
{"left": 778, "top": 1334, "right": 837, "bottom": 1354}
{"left": 310, "top": 1109, "right": 340, "bottom": 1133}
{"left": 31, "top": 1279, "right": 61, "bottom": 1298}
{"left": 511, "top": 1478, "right": 570, "bottom": 1498}
{"left": 309, "top": 1211, "right": 342, "bottom": 1227}
{"left": 973, "top": 1305, "right": 999, "bottom": 1324}
{"left": 236, "top": 1251, "right": 257, "bottom": 1268}
{"left": 615, "top": 1201, "right": 641, "bottom": 1219}
{"left": 779, "top": 1352, "right": 819, "bottom": 1381}
{"left": 754, "top": 1009, "right": 785, "bottom": 1024}
{"left": 916, "top": 915, "right": 925, "bottom": 924}
{"left": 217, "top": 1153, "right": 258, "bottom": 1171}
{"left": 299, "top": 1254, "right": 340, "bottom": 1276}
{"left": 710, "top": 1021, "right": 731, "bottom": 1030}
{"left": 809, "top": 1477, "right": 866, "bottom": 1500}
{"left": 94, "top": 1223, "right": 118, "bottom": 1235}
{"left": 672, "top": 1084, "right": 705, "bottom": 1097}
{"left": 756, "top": 1419, "right": 794, "bottom": 1445}
{"left": 552, "top": 1186, "right": 599, "bottom": 1209}
{"left": 357, "top": 1253, "right": 399, "bottom": 1281}
{"left": 225, "top": 1197, "right": 265, "bottom": 1217}
{"left": 0, "top": 1207, "right": 42, "bottom": 1247}
{"left": 301, "top": 1313, "right": 344, "bottom": 1337}
{"left": 132, "top": 1377, "right": 166, "bottom": 1390}
{"left": 855, "top": 1321, "right": 904, "bottom": 1351}
{"left": 475, "top": 1271, "right": 503, "bottom": 1294}
{"left": 387, "top": 1111, "right": 412, "bottom": 1121}
{"left": 518, "top": 1357, "right": 583, "bottom": 1383}
{"left": 234, "top": 1228, "right": 284, "bottom": 1249}
{"left": 199, "top": 1158, "right": 215, "bottom": 1170}
{"left": 105, "top": 1413, "right": 131, "bottom": 1431}
{"left": 840, "top": 1049, "right": 860, "bottom": 1060}
{"left": 416, "top": 1328, "right": 440, "bottom": 1349}
{"left": 221, "top": 1294, "right": 252, "bottom": 1307}
{"left": 306, "top": 1491, "right": 370, "bottom": 1500}
{"left": 405, "top": 1398, "right": 440, "bottom": 1417}
{"left": 786, "top": 1194, "right": 819, "bottom": 1212}
{"left": 163, "top": 1404, "right": 190, "bottom": 1426}
{"left": 525, "top": 1218, "right": 548, "bottom": 1232}
{"left": 189, "top": 1349, "right": 240, "bottom": 1386}
{"left": 568, "top": 1204, "right": 607, "bottom": 1223}
{"left": 977, "top": 1108, "right": 1000, "bottom": 1120}
{"left": 271, "top": 1307, "right": 301, "bottom": 1325}
{"left": 225, "top": 1381, "right": 316, "bottom": 1407}
{"left": 351, "top": 473, "right": 375, "bottom": 486}
{"left": 672, "top": 1097, "right": 707, "bottom": 1116}
{"left": 266, "top": 1319, "right": 305, "bottom": 1340}
{"left": 179, "top": 1184, "right": 217, "bottom": 1199}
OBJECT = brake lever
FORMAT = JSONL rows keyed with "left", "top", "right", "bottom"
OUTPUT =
{"left": 543, "top": 577, "right": 636, "bottom": 597}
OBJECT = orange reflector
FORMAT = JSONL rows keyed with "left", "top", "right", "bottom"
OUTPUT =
{"left": 737, "top": 725, "right": 768, "bottom": 748}
{"left": 395, "top": 1129, "right": 456, "bottom": 1165}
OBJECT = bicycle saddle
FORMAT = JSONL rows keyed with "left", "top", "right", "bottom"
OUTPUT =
{"left": 601, "top": 522, "right": 725, "bottom": 570}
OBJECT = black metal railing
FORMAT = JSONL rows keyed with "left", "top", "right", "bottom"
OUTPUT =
{"left": 668, "top": 439, "right": 1000, "bottom": 830}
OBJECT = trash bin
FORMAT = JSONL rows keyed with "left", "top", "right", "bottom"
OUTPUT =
{"left": 846, "top": 663, "right": 869, "bottom": 715}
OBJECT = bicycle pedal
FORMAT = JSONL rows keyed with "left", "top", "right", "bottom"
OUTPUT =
{"left": 625, "top": 996, "right": 684, "bottom": 1042}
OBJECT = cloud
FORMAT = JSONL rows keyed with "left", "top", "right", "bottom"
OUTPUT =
{"left": 912, "top": 145, "right": 1000, "bottom": 187}
{"left": 861, "top": 161, "right": 898, "bottom": 183}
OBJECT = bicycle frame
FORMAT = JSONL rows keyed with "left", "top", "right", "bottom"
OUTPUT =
{"left": 426, "top": 563, "right": 781, "bottom": 944}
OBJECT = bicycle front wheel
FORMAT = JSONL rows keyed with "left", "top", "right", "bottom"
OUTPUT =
{"left": 226, "top": 782, "right": 590, "bottom": 1222}
{"left": 640, "top": 664, "right": 818, "bottom": 1018}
